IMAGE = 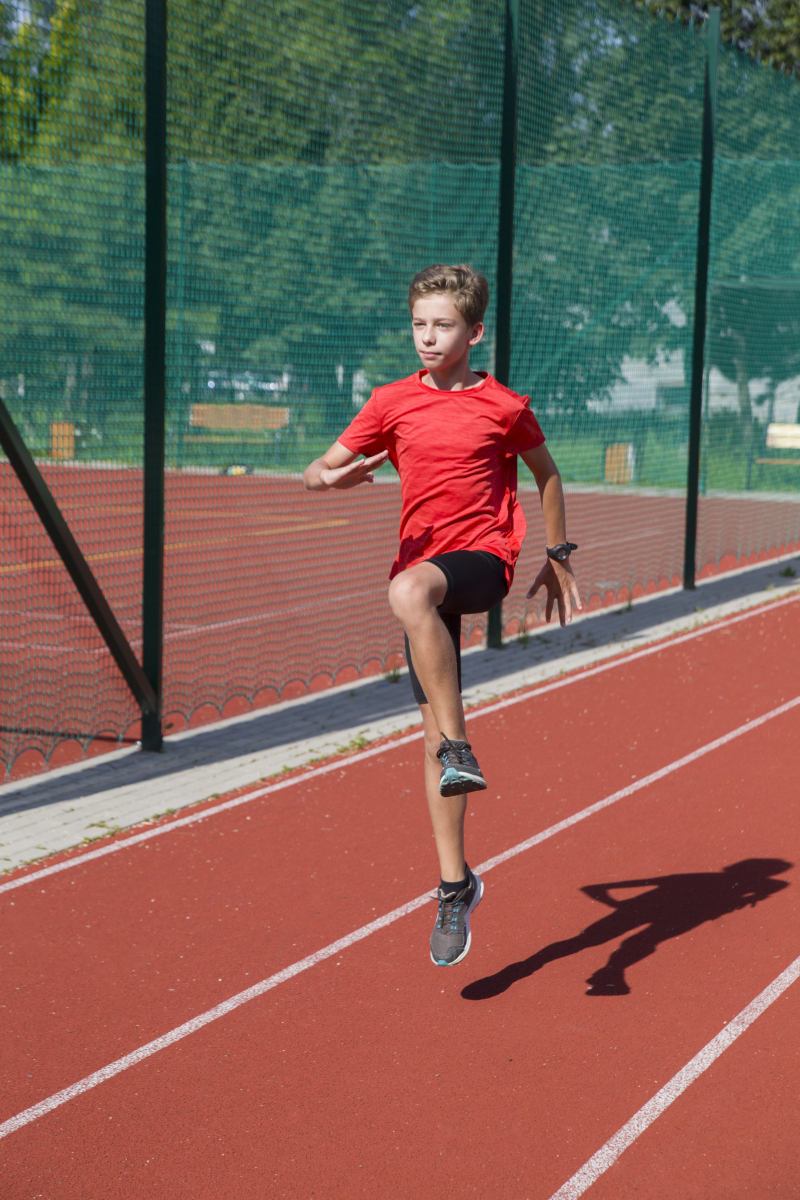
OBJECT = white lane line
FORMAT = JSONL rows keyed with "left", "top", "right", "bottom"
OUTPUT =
{"left": 0, "top": 891, "right": 431, "bottom": 1142}
{"left": 0, "top": 730, "right": 424, "bottom": 896}
{"left": 548, "top": 954, "right": 800, "bottom": 1200}
{"left": 1, "top": 692, "right": 798, "bottom": 1140}
{"left": 2, "top": 590, "right": 799, "bottom": 897}
{"left": 473, "top": 693, "right": 800, "bottom": 874}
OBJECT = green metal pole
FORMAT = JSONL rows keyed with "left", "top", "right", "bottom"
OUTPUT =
{"left": 142, "top": 0, "right": 167, "bottom": 750}
{"left": 488, "top": 0, "right": 520, "bottom": 649}
{"left": 684, "top": 8, "right": 719, "bottom": 590}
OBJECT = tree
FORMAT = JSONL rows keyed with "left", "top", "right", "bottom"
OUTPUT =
{"left": 631, "top": 1, "right": 800, "bottom": 75}
{"left": 2, "top": 0, "right": 799, "bottom": 462}
{"left": 0, "top": 0, "right": 86, "bottom": 163}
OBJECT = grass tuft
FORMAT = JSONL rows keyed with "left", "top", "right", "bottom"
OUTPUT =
{"left": 336, "top": 731, "right": 371, "bottom": 754}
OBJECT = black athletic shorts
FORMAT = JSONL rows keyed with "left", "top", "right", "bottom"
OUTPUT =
{"left": 404, "top": 549, "right": 509, "bottom": 706}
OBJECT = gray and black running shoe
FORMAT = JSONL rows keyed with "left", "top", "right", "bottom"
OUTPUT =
{"left": 437, "top": 735, "right": 487, "bottom": 797}
{"left": 430, "top": 866, "right": 483, "bottom": 966}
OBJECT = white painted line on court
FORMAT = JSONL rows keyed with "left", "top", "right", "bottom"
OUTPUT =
{"left": 1, "top": 691, "right": 798, "bottom": 1140}
{"left": 548, "top": 954, "right": 800, "bottom": 1199}
{"left": 2, "top": 590, "right": 799, "bottom": 897}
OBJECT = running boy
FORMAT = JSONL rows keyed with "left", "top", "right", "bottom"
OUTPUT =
{"left": 303, "top": 264, "right": 580, "bottom": 966}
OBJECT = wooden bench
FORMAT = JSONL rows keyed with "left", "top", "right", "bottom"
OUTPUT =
{"left": 188, "top": 403, "right": 290, "bottom": 443}
{"left": 755, "top": 423, "right": 800, "bottom": 469}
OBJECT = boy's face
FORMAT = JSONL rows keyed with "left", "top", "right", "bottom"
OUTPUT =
{"left": 411, "top": 294, "right": 484, "bottom": 372}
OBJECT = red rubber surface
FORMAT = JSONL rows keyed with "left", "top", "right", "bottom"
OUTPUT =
{"left": 1, "top": 599, "right": 799, "bottom": 1197}
{"left": 3, "top": 457, "right": 799, "bottom": 778}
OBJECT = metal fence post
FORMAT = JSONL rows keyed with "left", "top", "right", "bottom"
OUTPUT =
{"left": 684, "top": 8, "right": 720, "bottom": 590}
{"left": 142, "top": 0, "right": 167, "bottom": 750}
{"left": 0, "top": 399, "right": 158, "bottom": 719}
{"left": 488, "top": 0, "right": 520, "bottom": 648}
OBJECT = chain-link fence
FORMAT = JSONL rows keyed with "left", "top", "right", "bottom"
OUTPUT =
{"left": 2, "top": 0, "right": 799, "bottom": 779}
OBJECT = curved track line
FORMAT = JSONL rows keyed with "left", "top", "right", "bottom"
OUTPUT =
{"left": 1, "top": 693, "right": 798, "bottom": 1142}
{"left": 1, "top": 590, "right": 798, "bottom": 897}
{"left": 548, "top": 954, "right": 800, "bottom": 1199}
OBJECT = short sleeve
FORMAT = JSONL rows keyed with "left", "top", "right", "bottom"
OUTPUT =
{"left": 505, "top": 399, "right": 545, "bottom": 454}
{"left": 338, "top": 391, "right": 387, "bottom": 457}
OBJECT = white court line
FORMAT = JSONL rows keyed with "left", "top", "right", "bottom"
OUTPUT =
{"left": 0, "top": 691, "right": 798, "bottom": 1141}
{"left": 2, "top": 589, "right": 799, "bottom": 898}
{"left": 548, "top": 954, "right": 800, "bottom": 1199}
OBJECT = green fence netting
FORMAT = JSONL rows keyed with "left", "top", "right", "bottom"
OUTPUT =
{"left": 1, "top": 0, "right": 799, "bottom": 780}
{"left": 699, "top": 43, "right": 800, "bottom": 575}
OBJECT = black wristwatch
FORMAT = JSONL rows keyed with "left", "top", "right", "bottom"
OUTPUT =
{"left": 546, "top": 542, "right": 578, "bottom": 563}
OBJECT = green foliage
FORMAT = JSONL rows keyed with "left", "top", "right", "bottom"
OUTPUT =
{"left": 631, "top": 1, "right": 800, "bottom": 75}
{"left": 1, "top": 0, "right": 799, "bottom": 484}
{"left": 0, "top": 0, "right": 87, "bottom": 163}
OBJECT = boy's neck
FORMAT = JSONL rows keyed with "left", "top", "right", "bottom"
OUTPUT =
{"left": 420, "top": 359, "right": 485, "bottom": 392}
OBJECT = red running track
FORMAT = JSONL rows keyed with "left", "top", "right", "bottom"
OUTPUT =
{"left": 1, "top": 595, "right": 799, "bottom": 1196}
{"left": 3, "top": 458, "right": 800, "bottom": 780}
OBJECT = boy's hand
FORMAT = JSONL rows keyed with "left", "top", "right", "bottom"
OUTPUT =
{"left": 527, "top": 559, "right": 582, "bottom": 626}
{"left": 318, "top": 450, "right": 389, "bottom": 490}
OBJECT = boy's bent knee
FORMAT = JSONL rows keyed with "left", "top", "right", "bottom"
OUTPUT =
{"left": 388, "top": 570, "right": 438, "bottom": 620}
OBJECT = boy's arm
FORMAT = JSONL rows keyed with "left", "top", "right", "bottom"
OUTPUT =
{"left": 519, "top": 444, "right": 582, "bottom": 626}
{"left": 303, "top": 440, "right": 389, "bottom": 491}
{"left": 581, "top": 879, "right": 659, "bottom": 907}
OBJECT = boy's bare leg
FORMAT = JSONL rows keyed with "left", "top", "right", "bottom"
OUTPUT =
{"left": 420, "top": 702, "right": 467, "bottom": 882}
{"left": 387, "top": 561, "right": 466, "bottom": 740}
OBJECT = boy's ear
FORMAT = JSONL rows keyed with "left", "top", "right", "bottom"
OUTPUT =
{"left": 468, "top": 321, "right": 485, "bottom": 347}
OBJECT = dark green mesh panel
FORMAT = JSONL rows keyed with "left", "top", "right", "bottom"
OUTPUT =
{"left": 700, "top": 43, "right": 800, "bottom": 577}
{"left": 158, "top": 1, "right": 504, "bottom": 729}
{"left": 0, "top": 0, "right": 145, "bottom": 782}
{"left": 1, "top": 1, "right": 798, "bottom": 780}
{"left": 507, "top": 5, "right": 705, "bottom": 631}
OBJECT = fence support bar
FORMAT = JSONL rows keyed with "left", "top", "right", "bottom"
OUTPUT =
{"left": 142, "top": 0, "right": 168, "bottom": 750}
{"left": 0, "top": 399, "right": 157, "bottom": 717}
{"left": 684, "top": 8, "right": 719, "bottom": 589}
{"left": 488, "top": 0, "right": 520, "bottom": 648}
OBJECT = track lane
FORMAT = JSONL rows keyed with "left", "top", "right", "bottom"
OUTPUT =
{"left": 3, "top": 603, "right": 800, "bottom": 1112}
{"left": 2, "top": 700, "right": 799, "bottom": 1197}
{"left": 1, "top": 602, "right": 799, "bottom": 1195}
{"left": 569, "top": 977, "right": 800, "bottom": 1200}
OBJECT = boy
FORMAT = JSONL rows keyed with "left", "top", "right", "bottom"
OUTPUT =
{"left": 303, "top": 264, "right": 580, "bottom": 966}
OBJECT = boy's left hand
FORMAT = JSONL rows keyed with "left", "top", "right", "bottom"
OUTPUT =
{"left": 527, "top": 559, "right": 582, "bottom": 626}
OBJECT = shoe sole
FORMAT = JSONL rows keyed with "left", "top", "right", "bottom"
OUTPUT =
{"left": 430, "top": 872, "right": 484, "bottom": 967}
{"left": 439, "top": 768, "right": 488, "bottom": 797}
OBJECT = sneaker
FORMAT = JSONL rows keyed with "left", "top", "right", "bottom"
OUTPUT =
{"left": 436, "top": 735, "right": 487, "bottom": 797}
{"left": 430, "top": 866, "right": 484, "bottom": 966}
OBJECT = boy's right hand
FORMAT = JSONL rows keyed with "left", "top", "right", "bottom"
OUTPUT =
{"left": 319, "top": 450, "right": 389, "bottom": 490}
{"left": 526, "top": 558, "right": 581, "bottom": 626}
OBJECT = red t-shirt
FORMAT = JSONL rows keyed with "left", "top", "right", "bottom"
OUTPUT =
{"left": 339, "top": 370, "right": 545, "bottom": 584}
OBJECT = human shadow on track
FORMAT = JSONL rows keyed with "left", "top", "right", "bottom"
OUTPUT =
{"left": 462, "top": 858, "right": 791, "bottom": 1000}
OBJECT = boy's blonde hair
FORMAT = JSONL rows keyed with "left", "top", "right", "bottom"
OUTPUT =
{"left": 408, "top": 263, "right": 489, "bottom": 328}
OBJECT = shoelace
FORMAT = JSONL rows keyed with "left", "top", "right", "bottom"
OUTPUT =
{"left": 437, "top": 893, "right": 464, "bottom": 932}
{"left": 437, "top": 734, "right": 471, "bottom": 768}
